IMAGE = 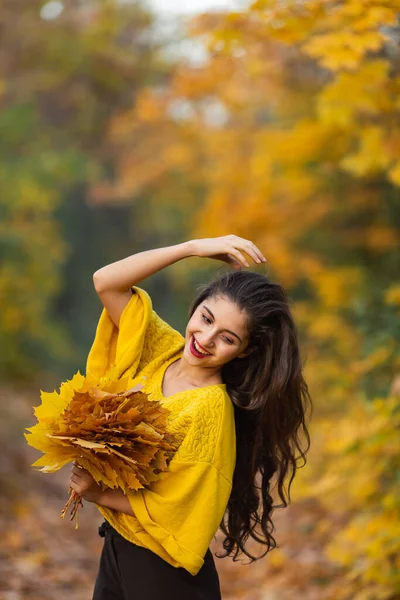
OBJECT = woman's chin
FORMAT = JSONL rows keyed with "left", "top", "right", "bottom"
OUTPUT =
{"left": 183, "top": 341, "right": 197, "bottom": 362}
{"left": 183, "top": 338, "right": 209, "bottom": 363}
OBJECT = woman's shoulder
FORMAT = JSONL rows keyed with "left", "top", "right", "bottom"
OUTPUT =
{"left": 191, "top": 382, "right": 228, "bottom": 407}
{"left": 147, "top": 308, "right": 184, "bottom": 345}
{"left": 138, "top": 309, "right": 185, "bottom": 372}
{"left": 170, "top": 385, "right": 235, "bottom": 466}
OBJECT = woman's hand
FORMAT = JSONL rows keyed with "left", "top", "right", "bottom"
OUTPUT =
{"left": 190, "top": 235, "right": 267, "bottom": 269}
{"left": 69, "top": 461, "right": 103, "bottom": 504}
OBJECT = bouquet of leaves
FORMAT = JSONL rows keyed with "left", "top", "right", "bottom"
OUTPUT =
{"left": 24, "top": 371, "right": 180, "bottom": 528}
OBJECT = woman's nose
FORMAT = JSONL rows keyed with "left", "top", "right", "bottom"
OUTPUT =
{"left": 198, "top": 333, "right": 214, "bottom": 348}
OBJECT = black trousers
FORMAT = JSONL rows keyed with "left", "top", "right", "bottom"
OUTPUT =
{"left": 92, "top": 521, "right": 222, "bottom": 600}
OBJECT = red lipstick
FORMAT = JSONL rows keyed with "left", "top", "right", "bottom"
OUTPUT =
{"left": 189, "top": 335, "right": 210, "bottom": 359}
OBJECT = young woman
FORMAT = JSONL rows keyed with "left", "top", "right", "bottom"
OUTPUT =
{"left": 69, "top": 234, "right": 312, "bottom": 600}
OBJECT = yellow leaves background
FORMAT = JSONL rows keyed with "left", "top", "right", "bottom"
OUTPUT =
{"left": 1, "top": 0, "right": 399, "bottom": 597}
{"left": 296, "top": 395, "right": 400, "bottom": 598}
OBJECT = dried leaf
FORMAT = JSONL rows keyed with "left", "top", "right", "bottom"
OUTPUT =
{"left": 25, "top": 372, "right": 181, "bottom": 526}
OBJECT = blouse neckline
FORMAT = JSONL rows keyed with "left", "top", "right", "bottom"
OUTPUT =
{"left": 155, "top": 351, "right": 226, "bottom": 400}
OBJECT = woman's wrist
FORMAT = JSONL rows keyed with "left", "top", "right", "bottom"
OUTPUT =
{"left": 96, "top": 487, "right": 134, "bottom": 516}
{"left": 94, "top": 241, "right": 198, "bottom": 292}
{"left": 181, "top": 239, "right": 198, "bottom": 257}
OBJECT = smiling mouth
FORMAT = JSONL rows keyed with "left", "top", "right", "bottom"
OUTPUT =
{"left": 190, "top": 335, "right": 211, "bottom": 358}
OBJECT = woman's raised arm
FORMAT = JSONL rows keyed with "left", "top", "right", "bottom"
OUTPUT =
{"left": 93, "top": 242, "right": 195, "bottom": 327}
{"left": 93, "top": 235, "right": 266, "bottom": 328}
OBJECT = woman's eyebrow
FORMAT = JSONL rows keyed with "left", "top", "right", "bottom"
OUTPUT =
{"left": 203, "top": 305, "right": 242, "bottom": 343}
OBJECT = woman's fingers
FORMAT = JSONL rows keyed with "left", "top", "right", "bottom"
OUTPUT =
{"left": 247, "top": 241, "right": 267, "bottom": 263}
{"left": 226, "top": 241, "right": 265, "bottom": 267}
{"left": 212, "top": 253, "right": 242, "bottom": 269}
{"left": 226, "top": 254, "right": 242, "bottom": 269}
{"left": 242, "top": 244, "right": 263, "bottom": 264}
{"left": 237, "top": 239, "right": 266, "bottom": 264}
{"left": 227, "top": 247, "right": 250, "bottom": 267}
{"left": 194, "top": 235, "right": 266, "bottom": 265}
{"left": 71, "top": 464, "right": 87, "bottom": 479}
{"left": 225, "top": 235, "right": 266, "bottom": 266}
{"left": 201, "top": 235, "right": 266, "bottom": 268}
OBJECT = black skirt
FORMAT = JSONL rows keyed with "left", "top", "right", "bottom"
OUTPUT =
{"left": 92, "top": 521, "right": 222, "bottom": 600}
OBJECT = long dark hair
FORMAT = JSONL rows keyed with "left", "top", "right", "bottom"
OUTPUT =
{"left": 188, "top": 269, "right": 312, "bottom": 563}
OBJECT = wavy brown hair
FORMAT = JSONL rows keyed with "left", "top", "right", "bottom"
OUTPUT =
{"left": 188, "top": 269, "right": 312, "bottom": 563}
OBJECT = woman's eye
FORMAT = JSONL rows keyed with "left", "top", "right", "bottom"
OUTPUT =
{"left": 223, "top": 337, "right": 234, "bottom": 345}
{"left": 202, "top": 314, "right": 211, "bottom": 324}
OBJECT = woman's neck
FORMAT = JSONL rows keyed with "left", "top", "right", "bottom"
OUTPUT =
{"left": 169, "top": 357, "right": 223, "bottom": 388}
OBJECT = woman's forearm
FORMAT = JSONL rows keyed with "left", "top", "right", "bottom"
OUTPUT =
{"left": 93, "top": 241, "right": 196, "bottom": 292}
{"left": 97, "top": 487, "right": 134, "bottom": 516}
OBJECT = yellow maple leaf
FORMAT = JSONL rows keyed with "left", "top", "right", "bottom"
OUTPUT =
{"left": 25, "top": 371, "right": 181, "bottom": 528}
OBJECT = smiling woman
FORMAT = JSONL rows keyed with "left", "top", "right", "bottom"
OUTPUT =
{"left": 184, "top": 296, "right": 251, "bottom": 366}
{"left": 73, "top": 234, "right": 312, "bottom": 600}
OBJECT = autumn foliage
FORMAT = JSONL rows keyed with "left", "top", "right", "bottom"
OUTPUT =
{"left": 25, "top": 371, "right": 179, "bottom": 527}
{"left": 2, "top": 0, "right": 400, "bottom": 597}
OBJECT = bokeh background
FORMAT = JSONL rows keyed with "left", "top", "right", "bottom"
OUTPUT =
{"left": 2, "top": 1, "right": 400, "bottom": 598}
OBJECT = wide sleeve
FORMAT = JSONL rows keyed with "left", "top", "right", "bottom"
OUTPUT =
{"left": 86, "top": 285, "right": 185, "bottom": 382}
{"left": 85, "top": 286, "right": 153, "bottom": 381}
{"left": 128, "top": 460, "right": 232, "bottom": 574}
{"left": 95, "top": 391, "right": 237, "bottom": 576}
{"left": 102, "top": 459, "right": 233, "bottom": 576}
{"left": 137, "top": 309, "right": 185, "bottom": 374}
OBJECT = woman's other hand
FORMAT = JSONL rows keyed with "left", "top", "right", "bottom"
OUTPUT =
{"left": 70, "top": 461, "right": 103, "bottom": 503}
{"left": 190, "top": 235, "right": 267, "bottom": 269}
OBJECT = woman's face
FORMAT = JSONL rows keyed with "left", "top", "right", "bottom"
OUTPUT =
{"left": 183, "top": 294, "right": 251, "bottom": 369}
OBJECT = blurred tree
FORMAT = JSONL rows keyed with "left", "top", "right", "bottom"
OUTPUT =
{"left": 0, "top": 0, "right": 173, "bottom": 383}
{"left": 96, "top": 0, "right": 400, "bottom": 404}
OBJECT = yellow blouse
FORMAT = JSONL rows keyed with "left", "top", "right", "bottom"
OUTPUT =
{"left": 85, "top": 286, "right": 236, "bottom": 576}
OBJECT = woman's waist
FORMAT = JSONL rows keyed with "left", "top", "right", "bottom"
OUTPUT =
{"left": 98, "top": 519, "right": 120, "bottom": 538}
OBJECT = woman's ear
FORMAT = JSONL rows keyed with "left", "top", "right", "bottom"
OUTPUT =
{"left": 237, "top": 345, "right": 255, "bottom": 359}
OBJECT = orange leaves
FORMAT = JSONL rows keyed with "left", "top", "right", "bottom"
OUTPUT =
{"left": 248, "top": 0, "right": 399, "bottom": 72}
{"left": 135, "top": 90, "right": 167, "bottom": 124}
{"left": 341, "top": 126, "right": 392, "bottom": 176}
{"left": 306, "top": 395, "right": 400, "bottom": 595}
{"left": 300, "top": 1, "right": 399, "bottom": 71}
{"left": 303, "top": 29, "right": 385, "bottom": 71}
{"left": 388, "top": 161, "right": 400, "bottom": 186}
{"left": 309, "top": 266, "right": 364, "bottom": 309}
{"left": 25, "top": 372, "right": 180, "bottom": 526}
{"left": 385, "top": 284, "right": 400, "bottom": 311}
{"left": 257, "top": 120, "right": 329, "bottom": 167}
{"left": 317, "top": 60, "right": 391, "bottom": 127}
